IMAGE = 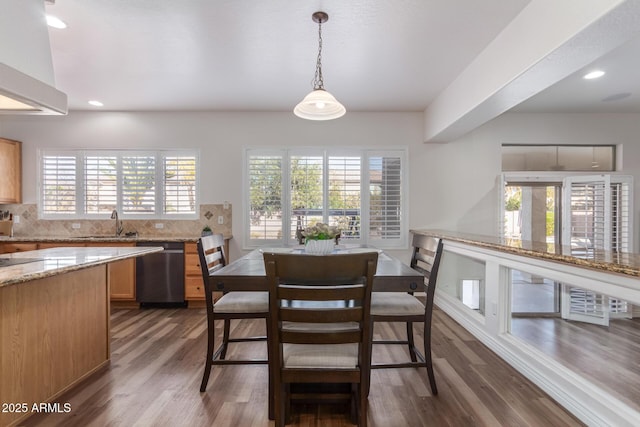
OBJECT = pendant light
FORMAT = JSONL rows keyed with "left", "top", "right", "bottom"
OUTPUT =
{"left": 294, "top": 11, "right": 346, "bottom": 121}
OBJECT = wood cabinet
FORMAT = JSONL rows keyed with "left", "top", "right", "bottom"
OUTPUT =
{"left": 184, "top": 242, "right": 205, "bottom": 300}
{"left": 24, "top": 241, "right": 136, "bottom": 301}
{"left": 90, "top": 242, "right": 136, "bottom": 301}
{"left": 0, "top": 138, "right": 22, "bottom": 203}
{"left": 0, "top": 242, "right": 38, "bottom": 253}
{"left": 184, "top": 239, "right": 230, "bottom": 302}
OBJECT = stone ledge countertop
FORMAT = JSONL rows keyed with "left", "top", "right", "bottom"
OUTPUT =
{"left": 0, "top": 246, "right": 163, "bottom": 288}
{"left": 0, "top": 234, "right": 232, "bottom": 243}
{"left": 411, "top": 229, "right": 640, "bottom": 278}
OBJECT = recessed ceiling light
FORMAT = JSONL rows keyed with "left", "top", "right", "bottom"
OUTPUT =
{"left": 583, "top": 70, "right": 605, "bottom": 80}
{"left": 46, "top": 15, "right": 67, "bottom": 29}
{"left": 88, "top": 100, "right": 104, "bottom": 107}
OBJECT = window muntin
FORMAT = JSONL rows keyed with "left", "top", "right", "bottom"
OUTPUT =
{"left": 245, "top": 148, "right": 407, "bottom": 249}
{"left": 39, "top": 150, "right": 198, "bottom": 219}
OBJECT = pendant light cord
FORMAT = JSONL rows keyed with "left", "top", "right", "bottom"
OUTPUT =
{"left": 313, "top": 19, "right": 324, "bottom": 90}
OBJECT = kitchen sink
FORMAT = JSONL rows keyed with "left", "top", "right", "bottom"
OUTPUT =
{"left": 76, "top": 233, "right": 138, "bottom": 239}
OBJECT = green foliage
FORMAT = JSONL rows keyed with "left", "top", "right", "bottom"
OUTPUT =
{"left": 290, "top": 158, "right": 322, "bottom": 209}
{"left": 546, "top": 211, "right": 554, "bottom": 236}
{"left": 505, "top": 195, "right": 521, "bottom": 211}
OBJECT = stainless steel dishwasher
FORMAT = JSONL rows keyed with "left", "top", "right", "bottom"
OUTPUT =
{"left": 136, "top": 242, "right": 185, "bottom": 307}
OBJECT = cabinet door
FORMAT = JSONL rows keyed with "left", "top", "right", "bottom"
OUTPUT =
{"left": 108, "top": 258, "right": 136, "bottom": 300}
{"left": 88, "top": 242, "right": 136, "bottom": 300}
{"left": 0, "top": 138, "right": 22, "bottom": 204}
{"left": 184, "top": 244, "right": 205, "bottom": 300}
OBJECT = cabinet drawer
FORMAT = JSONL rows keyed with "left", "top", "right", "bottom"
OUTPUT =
{"left": 184, "top": 242, "right": 198, "bottom": 254}
{"left": 185, "top": 253, "right": 202, "bottom": 276}
{"left": 185, "top": 276, "right": 205, "bottom": 299}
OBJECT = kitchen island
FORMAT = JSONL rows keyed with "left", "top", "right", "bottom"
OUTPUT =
{"left": 0, "top": 246, "right": 162, "bottom": 427}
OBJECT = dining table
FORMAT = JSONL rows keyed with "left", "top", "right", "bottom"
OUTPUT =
{"left": 206, "top": 245, "right": 424, "bottom": 421}
{"left": 209, "top": 245, "right": 424, "bottom": 292}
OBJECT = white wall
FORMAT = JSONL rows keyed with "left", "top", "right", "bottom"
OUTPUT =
{"left": 0, "top": 111, "right": 425, "bottom": 259}
{"left": 417, "top": 112, "right": 640, "bottom": 251}
{"left": 2, "top": 110, "right": 640, "bottom": 257}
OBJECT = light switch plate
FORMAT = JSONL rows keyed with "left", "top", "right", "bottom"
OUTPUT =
{"left": 155, "top": 223, "right": 164, "bottom": 229}
{"left": 218, "top": 215, "right": 224, "bottom": 224}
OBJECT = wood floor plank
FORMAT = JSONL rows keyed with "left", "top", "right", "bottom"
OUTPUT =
{"left": 22, "top": 308, "right": 583, "bottom": 427}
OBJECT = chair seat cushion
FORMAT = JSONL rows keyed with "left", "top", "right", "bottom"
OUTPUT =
{"left": 214, "top": 291, "right": 269, "bottom": 313}
{"left": 283, "top": 343, "right": 358, "bottom": 369}
{"left": 371, "top": 292, "right": 425, "bottom": 316}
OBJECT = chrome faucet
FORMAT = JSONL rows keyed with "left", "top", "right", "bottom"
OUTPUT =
{"left": 110, "top": 209, "right": 123, "bottom": 236}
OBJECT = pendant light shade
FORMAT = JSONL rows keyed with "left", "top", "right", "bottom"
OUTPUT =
{"left": 294, "top": 11, "right": 345, "bottom": 121}
{"left": 294, "top": 88, "right": 346, "bottom": 120}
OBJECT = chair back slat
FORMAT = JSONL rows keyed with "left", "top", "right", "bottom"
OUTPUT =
{"left": 410, "top": 234, "right": 443, "bottom": 287}
{"left": 279, "top": 284, "right": 366, "bottom": 301}
{"left": 282, "top": 329, "right": 363, "bottom": 345}
{"left": 197, "top": 234, "right": 226, "bottom": 279}
{"left": 281, "top": 307, "right": 364, "bottom": 323}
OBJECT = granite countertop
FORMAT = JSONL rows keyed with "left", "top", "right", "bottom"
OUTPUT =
{"left": 0, "top": 235, "right": 232, "bottom": 243}
{"left": 0, "top": 246, "right": 163, "bottom": 288}
{"left": 411, "top": 229, "right": 640, "bottom": 277}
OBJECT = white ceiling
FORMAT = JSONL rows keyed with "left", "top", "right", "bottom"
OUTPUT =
{"left": 513, "top": 31, "right": 640, "bottom": 114}
{"left": 44, "top": 0, "right": 533, "bottom": 113}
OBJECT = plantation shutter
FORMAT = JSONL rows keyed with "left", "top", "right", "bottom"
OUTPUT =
{"left": 368, "top": 153, "right": 403, "bottom": 246}
{"left": 122, "top": 155, "right": 157, "bottom": 214}
{"left": 248, "top": 154, "right": 283, "bottom": 242}
{"left": 164, "top": 155, "right": 197, "bottom": 214}
{"left": 561, "top": 175, "right": 634, "bottom": 325}
{"left": 328, "top": 156, "right": 362, "bottom": 240}
{"left": 84, "top": 155, "right": 117, "bottom": 214}
{"left": 290, "top": 155, "right": 324, "bottom": 239}
{"left": 41, "top": 154, "right": 77, "bottom": 214}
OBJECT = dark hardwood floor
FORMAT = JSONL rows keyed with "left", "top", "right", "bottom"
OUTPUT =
{"left": 511, "top": 316, "right": 640, "bottom": 414}
{"left": 23, "top": 308, "right": 582, "bottom": 427}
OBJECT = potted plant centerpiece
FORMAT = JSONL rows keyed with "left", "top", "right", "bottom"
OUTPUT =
{"left": 302, "top": 222, "right": 341, "bottom": 254}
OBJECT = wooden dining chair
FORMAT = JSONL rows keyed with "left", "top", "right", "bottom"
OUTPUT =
{"left": 263, "top": 251, "right": 378, "bottom": 427}
{"left": 370, "top": 234, "right": 444, "bottom": 395}
{"left": 198, "top": 234, "right": 269, "bottom": 393}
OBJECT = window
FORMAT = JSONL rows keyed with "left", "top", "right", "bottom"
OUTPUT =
{"left": 502, "top": 144, "right": 616, "bottom": 172}
{"left": 39, "top": 150, "right": 198, "bottom": 219}
{"left": 244, "top": 148, "right": 407, "bottom": 248}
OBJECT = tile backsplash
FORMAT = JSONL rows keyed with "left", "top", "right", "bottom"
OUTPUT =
{"left": 0, "top": 203, "right": 232, "bottom": 238}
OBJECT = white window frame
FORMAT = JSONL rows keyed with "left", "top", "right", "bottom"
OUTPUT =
{"left": 243, "top": 147, "right": 408, "bottom": 249}
{"left": 38, "top": 149, "right": 200, "bottom": 220}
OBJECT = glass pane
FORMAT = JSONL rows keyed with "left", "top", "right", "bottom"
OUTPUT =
{"left": 289, "top": 156, "right": 323, "bottom": 240}
{"left": 369, "top": 156, "right": 402, "bottom": 241}
{"left": 438, "top": 250, "right": 486, "bottom": 315}
{"left": 85, "top": 156, "right": 117, "bottom": 214}
{"left": 249, "top": 155, "right": 282, "bottom": 240}
{"left": 504, "top": 184, "right": 558, "bottom": 245}
{"left": 502, "top": 145, "right": 615, "bottom": 171}
{"left": 42, "top": 155, "right": 77, "bottom": 214}
{"left": 509, "top": 275, "right": 639, "bottom": 414}
{"left": 328, "top": 156, "right": 361, "bottom": 240}
{"left": 164, "top": 155, "right": 196, "bottom": 214}
{"left": 511, "top": 269, "right": 559, "bottom": 313}
{"left": 122, "top": 156, "right": 156, "bottom": 214}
